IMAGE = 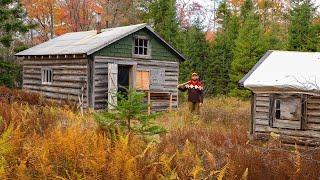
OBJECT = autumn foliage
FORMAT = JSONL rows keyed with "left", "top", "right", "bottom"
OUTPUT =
{"left": 0, "top": 87, "right": 320, "bottom": 179}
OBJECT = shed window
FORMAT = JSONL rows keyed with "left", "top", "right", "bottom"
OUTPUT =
{"left": 136, "top": 70, "right": 150, "bottom": 90}
{"left": 133, "top": 37, "right": 149, "bottom": 56}
{"left": 41, "top": 68, "right": 53, "bottom": 84}
{"left": 275, "top": 99, "right": 281, "bottom": 119}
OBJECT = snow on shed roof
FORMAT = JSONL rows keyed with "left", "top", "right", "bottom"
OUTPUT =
{"left": 15, "top": 23, "right": 185, "bottom": 60}
{"left": 239, "top": 50, "right": 320, "bottom": 93}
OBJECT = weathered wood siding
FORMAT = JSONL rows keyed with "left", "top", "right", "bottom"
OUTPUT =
{"left": 93, "top": 56, "right": 179, "bottom": 111}
{"left": 23, "top": 57, "right": 88, "bottom": 107}
{"left": 306, "top": 95, "right": 320, "bottom": 131}
{"left": 253, "top": 92, "right": 320, "bottom": 146}
{"left": 254, "top": 93, "right": 270, "bottom": 127}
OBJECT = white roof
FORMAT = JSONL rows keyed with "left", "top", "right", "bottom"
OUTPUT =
{"left": 240, "top": 50, "right": 320, "bottom": 93}
{"left": 15, "top": 23, "right": 185, "bottom": 60}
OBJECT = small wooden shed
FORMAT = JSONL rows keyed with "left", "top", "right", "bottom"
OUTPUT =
{"left": 15, "top": 24, "right": 185, "bottom": 111}
{"left": 239, "top": 50, "right": 320, "bottom": 146}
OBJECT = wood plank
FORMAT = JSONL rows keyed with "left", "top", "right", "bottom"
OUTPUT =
{"left": 256, "top": 101, "right": 269, "bottom": 107}
{"left": 256, "top": 96, "right": 270, "bottom": 102}
{"left": 306, "top": 123, "right": 320, "bottom": 131}
{"left": 254, "top": 132, "right": 320, "bottom": 146}
{"left": 255, "top": 118, "right": 269, "bottom": 125}
{"left": 255, "top": 106, "right": 269, "bottom": 113}
{"left": 307, "top": 117, "right": 320, "bottom": 123}
{"left": 273, "top": 120, "right": 301, "bottom": 130}
{"left": 255, "top": 113, "right": 269, "bottom": 119}
{"left": 255, "top": 124, "right": 320, "bottom": 138}
{"left": 307, "top": 111, "right": 320, "bottom": 116}
{"left": 24, "top": 85, "right": 85, "bottom": 96}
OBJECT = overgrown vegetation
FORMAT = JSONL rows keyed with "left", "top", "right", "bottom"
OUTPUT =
{"left": 0, "top": 61, "right": 22, "bottom": 88}
{"left": 0, "top": 87, "right": 320, "bottom": 179}
{"left": 94, "top": 89, "right": 166, "bottom": 138}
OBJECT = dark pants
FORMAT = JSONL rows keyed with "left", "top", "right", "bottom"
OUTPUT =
{"left": 188, "top": 102, "right": 200, "bottom": 114}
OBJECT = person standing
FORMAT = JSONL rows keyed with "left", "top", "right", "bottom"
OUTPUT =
{"left": 177, "top": 72, "right": 204, "bottom": 114}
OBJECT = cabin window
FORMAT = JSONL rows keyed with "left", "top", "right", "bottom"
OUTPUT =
{"left": 41, "top": 68, "right": 53, "bottom": 84}
{"left": 133, "top": 36, "right": 150, "bottom": 57}
{"left": 136, "top": 70, "right": 150, "bottom": 90}
{"left": 272, "top": 94, "right": 302, "bottom": 130}
{"left": 275, "top": 99, "right": 281, "bottom": 119}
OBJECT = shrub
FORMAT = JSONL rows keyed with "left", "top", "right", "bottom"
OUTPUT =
{"left": 0, "top": 61, "right": 22, "bottom": 88}
{"left": 94, "top": 89, "right": 166, "bottom": 138}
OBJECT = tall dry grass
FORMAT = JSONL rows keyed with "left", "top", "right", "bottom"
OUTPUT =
{"left": 0, "top": 87, "right": 320, "bottom": 179}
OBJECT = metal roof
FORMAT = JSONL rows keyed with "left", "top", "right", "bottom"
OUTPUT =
{"left": 240, "top": 50, "right": 320, "bottom": 93}
{"left": 15, "top": 23, "right": 186, "bottom": 60}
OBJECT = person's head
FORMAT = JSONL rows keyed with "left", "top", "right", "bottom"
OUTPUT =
{"left": 191, "top": 72, "right": 199, "bottom": 81}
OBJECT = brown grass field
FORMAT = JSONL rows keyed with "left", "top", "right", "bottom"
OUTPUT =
{"left": 0, "top": 86, "right": 320, "bottom": 179}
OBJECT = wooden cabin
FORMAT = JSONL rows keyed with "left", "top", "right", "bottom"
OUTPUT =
{"left": 15, "top": 24, "right": 185, "bottom": 111}
{"left": 239, "top": 50, "right": 320, "bottom": 146}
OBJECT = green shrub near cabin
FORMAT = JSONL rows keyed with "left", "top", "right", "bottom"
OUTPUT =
{"left": 0, "top": 61, "right": 22, "bottom": 88}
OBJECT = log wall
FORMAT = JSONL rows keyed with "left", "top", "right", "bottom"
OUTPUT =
{"left": 93, "top": 56, "right": 179, "bottom": 111}
{"left": 253, "top": 92, "right": 320, "bottom": 146}
{"left": 22, "top": 57, "right": 88, "bottom": 107}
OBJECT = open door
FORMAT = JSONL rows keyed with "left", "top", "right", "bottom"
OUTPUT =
{"left": 108, "top": 63, "right": 118, "bottom": 110}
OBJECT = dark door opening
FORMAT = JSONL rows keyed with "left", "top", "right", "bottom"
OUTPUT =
{"left": 118, "top": 65, "right": 131, "bottom": 97}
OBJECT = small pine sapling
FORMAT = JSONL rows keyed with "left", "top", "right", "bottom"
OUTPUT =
{"left": 94, "top": 89, "right": 167, "bottom": 138}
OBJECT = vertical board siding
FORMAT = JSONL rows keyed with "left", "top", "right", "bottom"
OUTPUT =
{"left": 306, "top": 95, "right": 320, "bottom": 130}
{"left": 93, "top": 57, "right": 179, "bottom": 111}
{"left": 23, "top": 58, "right": 88, "bottom": 107}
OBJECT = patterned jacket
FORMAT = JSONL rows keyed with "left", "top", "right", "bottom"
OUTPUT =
{"left": 178, "top": 80, "right": 204, "bottom": 103}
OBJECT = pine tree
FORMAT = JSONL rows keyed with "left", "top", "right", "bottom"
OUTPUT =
{"left": 288, "top": 0, "right": 318, "bottom": 51}
{"left": 207, "top": 1, "right": 239, "bottom": 95}
{"left": 229, "top": 12, "right": 267, "bottom": 98}
{"left": 147, "top": 0, "right": 180, "bottom": 47}
{"left": 179, "top": 25, "right": 209, "bottom": 83}
{"left": 0, "top": 0, "right": 30, "bottom": 58}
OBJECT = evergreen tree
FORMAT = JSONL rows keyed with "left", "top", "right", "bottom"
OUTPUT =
{"left": 240, "top": 0, "right": 254, "bottom": 21}
{"left": 229, "top": 12, "right": 267, "bottom": 98}
{"left": 0, "top": 0, "right": 30, "bottom": 59}
{"left": 288, "top": 0, "right": 318, "bottom": 51}
{"left": 179, "top": 25, "right": 209, "bottom": 84}
{"left": 147, "top": 0, "right": 180, "bottom": 47}
{"left": 207, "top": 1, "right": 239, "bottom": 95}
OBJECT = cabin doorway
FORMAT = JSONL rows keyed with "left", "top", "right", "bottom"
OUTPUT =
{"left": 118, "top": 65, "right": 131, "bottom": 97}
{"left": 107, "top": 63, "right": 135, "bottom": 110}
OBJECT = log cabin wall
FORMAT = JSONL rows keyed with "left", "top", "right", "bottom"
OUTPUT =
{"left": 306, "top": 95, "right": 320, "bottom": 131}
{"left": 253, "top": 92, "right": 320, "bottom": 146}
{"left": 22, "top": 56, "right": 89, "bottom": 107}
{"left": 93, "top": 56, "right": 179, "bottom": 111}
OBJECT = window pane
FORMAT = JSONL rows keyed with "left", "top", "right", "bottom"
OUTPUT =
{"left": 139, "top": 39, "right": 143, "bottom": 46}
{"left": 144, "top": 40, "right": 148, "bottom": 47}
{"left": 276, "top": 100, "right": 280, "bottom": 109}
{"left": 48, "top": 70, "right": 51, "bottom": 82}
{"left": 139, "top": 47, "right": 143, "bottom": 54}
{"left": 135, "top": 39, "right": 139, "bottom": 46}
{"left": 276, "top": 110, "right": 281, "bottom": 119}
{"left": 49, "top": 70, "right": 52, "bottom": 82}
{"left": 144, "top": 48, "right": 148, "bottom": 55}
{"left": 46, "top": 70, "right": 49, "bottom": 82}
{"left": 134, "top": 47, "right": 139, "bottom": 54}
